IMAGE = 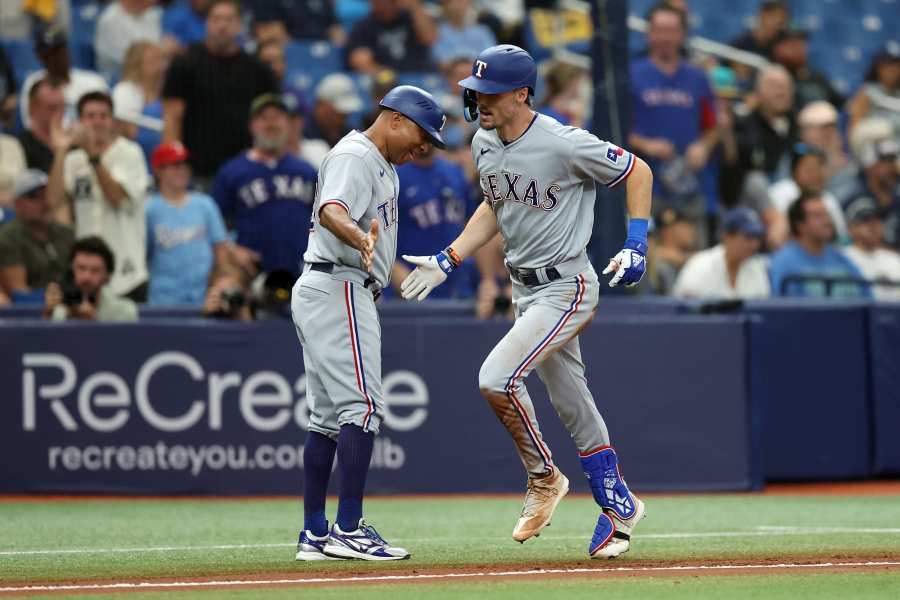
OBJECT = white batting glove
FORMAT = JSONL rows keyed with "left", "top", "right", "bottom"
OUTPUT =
{"left": 401, "top": 252, "right": 453, "bottom": 301}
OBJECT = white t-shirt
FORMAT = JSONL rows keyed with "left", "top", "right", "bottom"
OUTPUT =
{"left": 843, "top": 245, "right": 900, "bottom": 301}
{"left": 673, "top": 244, "right": 771, "bottom": 300}
{"left": 112, "top": 80, "right": 144, "bottom": 122}
{"left": 769, "top": 179, "right": 848, "bottom": 241}
{"left": 296, "top": 139, "right": 330, "bottom": 170}
{"left": 94, "top": 2, "right": 162, "bottom": 77}
{"left": 20, "top": 69, "right": 109, "bottom": 129}
{"left": 0, "top": 134, "right": 26, "bottom": 203}
{"left": 64, "top": 136, "right": 150, "bottom": 295}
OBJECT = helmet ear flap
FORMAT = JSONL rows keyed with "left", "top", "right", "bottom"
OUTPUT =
{"left": 463, "top": 88, "right": 479, "bottom": 122}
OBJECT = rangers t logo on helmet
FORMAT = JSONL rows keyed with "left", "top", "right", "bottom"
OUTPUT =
{"left": 475, "top": 60, "right": 488, "bottom": 78}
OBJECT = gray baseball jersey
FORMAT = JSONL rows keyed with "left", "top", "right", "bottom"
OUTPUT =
{"left": 473, "top": 112, "right": 639, "bottom": 479}
{"left": 303, "top": 130, "right": 399, "bottom": 289}
{"left": 472, "top": 113, "right": 634, "bottom": 269}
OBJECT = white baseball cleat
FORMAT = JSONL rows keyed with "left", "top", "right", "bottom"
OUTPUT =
{"left": 322, "top": 519, "right": 410, "bottom": 561}
{"left": 512, "top": 469, "right": 570, "bottom": 543}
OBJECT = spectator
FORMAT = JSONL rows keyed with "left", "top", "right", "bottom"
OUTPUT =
{"left": 629, "top": 3, "right": 718, "bottom": 231}
{"left": 20, "top": 26, "right": 108, "bottom": 130}
{"left": 202, "top": 266, "right": 253, "bottom": 321}
{"left": 538, "top": 60, "right": 590, "bottom": 128}
{"left": 842, "top": 195, "right": 900, "bottom": 301}
{"left": 94, "top": 0, "right": 163, "bottom": 78}
{"left": 432, "top": 0, "right": 496, "bottom": 68}
{"left": 212, "top": 94, "right": 317, "bottom": 278}
{"left": 305, "top": 73, "right": 364, "bottom": 148}
{"left": 113, "top": 41, "right": 167, "bottom": 164}
{"left": 18, "top": 79, "right": 65, "bottom": 174}
{"left": 769, "top": 193, "right": 867, "bottom": 298}
{"left": 769, "top": 144, "right": 848, "bottom": 243}
{"left": 146, "top": 141, "right": 228, "bottom": 306}
{"left": 0, "top": 170, "right": 74, "bottom": 300}
{"left": 347, "top": 0, "right": 437, "bottom": 74}
{"left": 0, "top": 131, "right": 26, "bottom": 210}
{"left": 673, "top": 207, "right": 770, "bottom": 299}
{"left": 829, "top": 116, "right": 894, "bottom": 203}
{"left": 839, "top": 139, "right": 900, "bottom": 250}
{"left": 797, "top": 101, "right": 848, "bottom": 182}
{"left": 44, "top": 235, "right": 139, "bottom": 322}
{"left": 647, "top": 206, "right": 698, "bottom": 295}
{"left": 769, "top": 25, "right": 843, "bottom": 113}
{"left": 47, "top": 91, "right": 151, "bottom": 301}
{"left": 162, "top": 0, "right": 210, "bottom": 47}
{"left": 162, "top": 0, "right": 279, "bottom": 183}
{"left": 246, "top": 0, "right": 345, "bottom": 45}
{"left": 0, "top": 45, "right": 16, "bottom": 130}
{"left": 729, "top": 0, "right": 789, "bottom": 59}
{"left": 392, "top": 144, "right": 478, "bottom": 298}
{"left": 729, "top": 64, "right": 797, "bottom": 182}
{"left": 256, "top": 41, "right": 287, "bottom": 84}
{"left": 283, "top": 90, "right": 330, "bottom": 170}
{"left": 847, "top": 45, "right": 900, "bottom": 137}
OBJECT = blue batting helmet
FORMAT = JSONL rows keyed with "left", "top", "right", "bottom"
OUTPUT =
{"left": 458, "top": 44, "right": 537, "bottom": 122}
{"left": 379, "top": 85, "right": 447, "bottom": 148}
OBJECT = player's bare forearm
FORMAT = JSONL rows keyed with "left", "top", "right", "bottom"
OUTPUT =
{"left": 624, "top": 157, "right": 652, "bottom": 220}
{"left": 449, "top": 202, "right": 500, "bottom": 261}
{"left": 93, "top": 163, "right": 128, "bottom": 208}
{"left": 319, "top": 204, "right": 369, "bottom": 252}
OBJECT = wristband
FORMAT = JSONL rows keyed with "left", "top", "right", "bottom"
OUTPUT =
{"left": 88, "top": 155, "right": 101, "bottom": 166}
{"left": 444, "top": 246, "right": 461, "bottom": 268}
{"left": 435, "top": 250, "right": 456, "bottom": 274}
{"left": 626, "top": 218, "right": 648, "bottom": 246}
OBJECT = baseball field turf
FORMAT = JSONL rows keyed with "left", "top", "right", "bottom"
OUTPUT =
{"left": 1, "top": 483, "right": 899, "bottom": 598}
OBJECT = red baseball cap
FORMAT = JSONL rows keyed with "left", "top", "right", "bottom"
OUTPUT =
{"left": 151, "top": 142, "right": 190, "bottom": 169}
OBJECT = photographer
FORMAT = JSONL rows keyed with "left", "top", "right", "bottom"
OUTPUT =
{"left": 45, "top": 236, "right": 138, "bottom": 322}
{"left": 202, "top": 266, "right": 253, "bottom": 322}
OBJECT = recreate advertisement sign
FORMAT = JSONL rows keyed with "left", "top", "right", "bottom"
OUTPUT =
{"left": 0, "top": 316, "right": 755, "bottom": 494}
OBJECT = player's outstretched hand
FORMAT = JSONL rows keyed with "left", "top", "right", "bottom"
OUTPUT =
{"left": 602, "top": 240, "right": 647, "bottom": 288}
{"left": 360, "top": 218, "right": 378, "bottom": 272}
{"left": 400, "top": 254, "right": 449, "bottom": 301}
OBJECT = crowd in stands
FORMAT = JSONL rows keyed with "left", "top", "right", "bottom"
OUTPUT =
{"left": 0, "top": 0, "right": 898, "bottom": 321}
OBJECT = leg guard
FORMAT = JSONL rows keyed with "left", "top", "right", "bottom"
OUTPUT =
{"left": 579, "top": 446, "right": 637, "bottom": 521}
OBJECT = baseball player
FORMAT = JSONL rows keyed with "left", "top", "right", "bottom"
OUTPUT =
{"left": 401, "top": 45, "right": 653, "bottom": 559}
{"left": 292, "top": 85, "right": 446, "bottom": 562}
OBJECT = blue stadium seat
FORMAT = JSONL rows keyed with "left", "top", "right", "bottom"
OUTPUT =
{"left": 396, "top": 72, "right": 446, "bottom": 96}
{"left": 284, "top": 40, "right": 343, "bottom": 95}
{"left": 1, "top": 40, "right": 41, "bottom": 86}
{"left": 69, "top": 0, "right": 102, "bottom": 70}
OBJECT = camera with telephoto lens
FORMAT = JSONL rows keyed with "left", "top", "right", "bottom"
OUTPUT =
{"left": 59, "top": 271, "right": 97, "bottom": 306}
{"left": 211, "top": 287, "right": 247, "bottom": 319}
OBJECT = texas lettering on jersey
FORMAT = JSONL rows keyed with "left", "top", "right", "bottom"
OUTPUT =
{"left": 238, "top": 175, "right": 315, "bottom": 208}
{"left": 376, "top": 196, "right": 398, "bottom": 230}
{"left": 480, "top": 171, "right": 560, "bottom": 212}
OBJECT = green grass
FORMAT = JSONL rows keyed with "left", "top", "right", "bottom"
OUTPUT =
{"left": 14, "top": 572, "right": 900, "bottom": 600}
{"left": 1, "top": 494, "right": 899, "bottom": 596}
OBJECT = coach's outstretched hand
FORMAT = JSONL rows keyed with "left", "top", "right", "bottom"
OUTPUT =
{"left": 359, "top": 218, "right": 379, "bottom": 272}
{"left": 400, "top": 252, "right": 453, "bottom": 301}
{"left": 602, "top": 239, "right": 647, "bottom": 288}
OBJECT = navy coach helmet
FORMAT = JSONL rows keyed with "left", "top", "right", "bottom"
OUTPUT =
{"left": 458, "top": 44, "right": 537, "bottom": 122}
{"left": 379, "top": 85, "right": 447, "bottom": 149}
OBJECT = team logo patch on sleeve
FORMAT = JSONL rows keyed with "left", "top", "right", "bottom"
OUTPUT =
{"left": 606, "top": 146, "right": 625, "bottom": 163}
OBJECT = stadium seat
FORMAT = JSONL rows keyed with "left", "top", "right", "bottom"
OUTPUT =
{"left": 396, "top": 72, "right": 447, "bottom": 96}
{"left": 69, "top": 0, "right": 101, "bottom": 70}
{"left": 1, "top": 39, "right": 41, "bottom": 87}
{"left": 284, "top": 40, "right": 343, "bottom": 96}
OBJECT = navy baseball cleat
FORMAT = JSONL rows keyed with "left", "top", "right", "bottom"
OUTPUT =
{"left": 295, "top": 528, "right": 344, "bottom": 561}
{"left": 323, "top": 519, "right": 410, "bottom": 561}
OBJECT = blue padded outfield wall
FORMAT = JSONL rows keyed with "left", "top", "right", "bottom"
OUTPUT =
{"left": 0, "top": 299, "right": 897, "bottom": 495}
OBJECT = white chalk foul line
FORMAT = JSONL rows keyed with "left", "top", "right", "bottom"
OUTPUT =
{"left": 3, "top": 526, "right": 900, "bottom": 557}
{"left": 1, "top": 561, "right": 899, "bottom": 593}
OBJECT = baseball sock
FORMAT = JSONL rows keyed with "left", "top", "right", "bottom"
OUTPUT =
{"left": 336, "top": 424, "right": 375, "bottom": 532}
{"left": 303, "top": 431, "right": 337, "bottom": 537}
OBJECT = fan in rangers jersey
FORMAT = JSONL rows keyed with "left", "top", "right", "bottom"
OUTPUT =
{"left": 401, "top": 45, "right": 654, "bottom": 559}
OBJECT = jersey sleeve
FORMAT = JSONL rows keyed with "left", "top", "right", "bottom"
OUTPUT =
{"left": 317, "top": 153, "right": 371, "bottom": 221}
{"left": 107, "top": 143, "right": 149, "bottom": 207}
{"left": 570, "top": 129, "right": 635, "bottom": 188}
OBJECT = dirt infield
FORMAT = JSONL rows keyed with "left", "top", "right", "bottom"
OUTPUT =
{"left": 2, "top": 480, "right": 899, "bottom": 504}
{"left": 1, "top": 555, "right": 899, "bottom": 596}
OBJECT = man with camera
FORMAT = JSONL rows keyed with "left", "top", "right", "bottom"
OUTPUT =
{"left": 44, "top": 236, "right": 138, "bottom": 322}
